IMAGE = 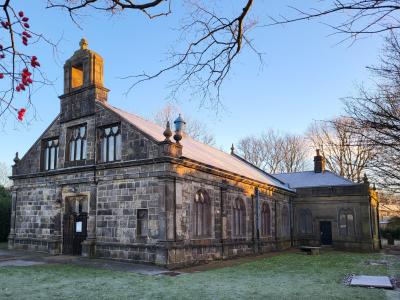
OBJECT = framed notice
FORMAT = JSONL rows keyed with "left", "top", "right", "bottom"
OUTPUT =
{"left": 76, "top": 221, "right": 82, "bottom": 233}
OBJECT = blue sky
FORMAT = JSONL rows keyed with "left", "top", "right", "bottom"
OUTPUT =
{"left": 0, "top": 1, "right": 383, "bottom": 170}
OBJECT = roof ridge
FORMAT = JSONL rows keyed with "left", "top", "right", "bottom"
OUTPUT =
{"left": 231, "top": 153, "right": 288, "bottom": 186}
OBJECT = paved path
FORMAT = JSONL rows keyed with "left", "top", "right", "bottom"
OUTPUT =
{"left": 0, "top": 248, "right": 171, "bottom": 275}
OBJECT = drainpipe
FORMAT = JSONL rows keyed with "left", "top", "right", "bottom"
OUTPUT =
{"left": 368, "top": 194, "right": 374, "bottom": 249}
{"left": 376, "top": 203, "right": 382, "bottom": 250}
{"left": 220, "top": 184, "right": 224, "bottom": 258}
{"left": 255, "top": 187, "right": 260, "bottom": 252}
{"left": 13, "top": 189, "right": 17, "bottom": 242}
{"left": 173, "top": 177, "right": 177, "bottom": 241}
{"left": 289, "top": 196, "right": 293, "bottom": 247}
{"left": 274, "top": 199, "right": 278, "bottom": 246}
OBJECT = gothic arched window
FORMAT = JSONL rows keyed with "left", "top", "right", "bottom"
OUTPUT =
{"left": 232, "top": 198, "right": 246, "bottom": 237}
{"left": 299, "top": 209, "right": 313, "bottom": 234}
{"left": 261, "top": 202, "right": 271, "bottom": 236}
{"left": 100, "top": 124, "right": 121, "bottom": 162}
{"left": 68, "top": 125, "right": 87, "bottom": 161}
{"left": 339, "top": 209, "right": 355, "bottom": 236}
{"left": 193, "top": 190, "right": 211, "bottom": 238}
{"left": 42, "top": 138, "right": 59, "bottom": 170}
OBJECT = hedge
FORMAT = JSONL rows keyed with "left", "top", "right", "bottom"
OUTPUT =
{"left": 0, "top": 185, "right": 11, "bottom": 242}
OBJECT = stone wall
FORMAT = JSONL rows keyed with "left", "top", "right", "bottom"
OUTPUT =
{"left": 292, "top": 184, "right": 379, "bottom": 251}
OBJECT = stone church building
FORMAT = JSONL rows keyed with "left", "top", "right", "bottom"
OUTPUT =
{"left": 8, "top": 40, "right": 380, "bottom": 268}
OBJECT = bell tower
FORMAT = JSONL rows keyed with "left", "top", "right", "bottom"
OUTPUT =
{"left": 59, "top": 38, "right": 109, "bottom": 122}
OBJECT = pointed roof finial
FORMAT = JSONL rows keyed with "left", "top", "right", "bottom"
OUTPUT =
{"left": 363, "top": 173, "right": 369, "bottom": 184}
{"left": 230, "top": 143, "right": 235, "bottom": 155}
{"left": 79, "top": 38, "right": 88, "bottom": 50}
{"left": 13, "top": 152, "right": 20, "bottom": 164}
{"left": 163, "top": 121, "right": 172, "bottom": 141}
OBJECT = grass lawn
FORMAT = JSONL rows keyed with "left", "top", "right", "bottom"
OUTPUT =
{"left": 0, "top": 251, "right": 398, "bottom": 300}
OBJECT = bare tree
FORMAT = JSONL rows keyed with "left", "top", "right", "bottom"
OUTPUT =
{"left": 153, "top": 102, "right": 215, "bottom": 145}
{"left": 307, "top": 117, "right": 375, "bottom": 182}
{"left": 237, "top": 129, "right": 308, "bottom": 174}
{"left": 344, "top": 33, "right": 400, "bottom": 192}
{"left": 2, "top": 1, "right": 400, "bottom": 122}
{"left": 269, "top": 1, "right": 400, "bottom": 43}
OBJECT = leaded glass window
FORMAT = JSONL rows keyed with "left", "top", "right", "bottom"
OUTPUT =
{"left": 100, "top": 125, "right": 121, "bottom": 162}
{"left": 339, "top": 209, "right": 355, "bottom": 236}
{"left": 43, "top": 138, "right": 59, "bottom": 170}
{"left": 193, "top": 190, "right": 211, "bottom": 237}
{"left": 68, "top": 125, "right": 87, "bottom": 161}
{"left": 261, "top": 203, "right": 271, "bottom": 236}
{"left": 299, "top": 209, "right": 313, "bottom": 234}
{"left": 232, "top": 198, "right": 246, "bottom": 237}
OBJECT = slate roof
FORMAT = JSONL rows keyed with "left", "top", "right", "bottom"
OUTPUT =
{"left": 101, "top": 102, "right": 291, "bottom": 191}
{"left": 273, "top": 170, "right": 357, "bottom": 189}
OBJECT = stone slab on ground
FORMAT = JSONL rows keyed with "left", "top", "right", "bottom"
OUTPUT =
{"left": 0, "top": 260, "right": 45, "bottom": 267}
{"left": 350, "top": 275, "right": 393, "bottom": 289}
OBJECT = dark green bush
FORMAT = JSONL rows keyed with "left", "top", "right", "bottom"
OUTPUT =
{"left": 0, "top": 185, "right": 11, "bottom": 242}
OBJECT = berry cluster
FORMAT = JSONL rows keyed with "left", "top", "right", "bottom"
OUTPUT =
{"left": 31, "top": 56, "right": 40, "bottom": 68}
{"left": 16, "top": 68, "right": 33, "bottom": 92}
{"left": 18, "top": 11, "right": 30, "bottom": 46}
{"left": 17, "top": 108, "right": 26, "bottom": 121}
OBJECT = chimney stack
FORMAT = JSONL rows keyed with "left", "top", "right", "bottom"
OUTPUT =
{"left": 314, "top": 149, "right": 325, "bottom": 173}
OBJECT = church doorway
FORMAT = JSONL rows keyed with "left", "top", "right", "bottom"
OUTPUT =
{"left": 63, "top": 196, "right": 88, "bottom": 255}
{"left": 320, "top": 221, "right": 332, "bottom": 245}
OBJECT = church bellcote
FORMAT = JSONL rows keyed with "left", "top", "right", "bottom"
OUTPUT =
{"left": 59, "top": 38, "right": 109, "bottom": 122}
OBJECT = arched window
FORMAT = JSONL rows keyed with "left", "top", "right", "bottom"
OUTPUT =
{"left": 339, "top": 209, "right": 355, "bottom": 236}
{"left": 261, "top": 203, "right": 271, "bottom": 236}
{"left": 68, "top": 125, "right": 87, "bottom": 161}
{"left": 100, "top": 124, "right": 121, "bottom": 162}
{"left": 282, "top": 206, "right": 289, "bottom": 236}
{"left": 232, "top": 198, "right": 246, "bottom": 237}
{"left": 299, "top": 209, "right": 313, "bottom": 234}
{"left": 193, "top": 190, "right": 211, "bottom": 237}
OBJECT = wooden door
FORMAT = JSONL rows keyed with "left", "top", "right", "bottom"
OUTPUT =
{"left": 320, "top": 221, "right": 332, "bottom": 245}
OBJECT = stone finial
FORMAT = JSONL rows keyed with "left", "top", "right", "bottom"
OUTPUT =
{"left": 13, "top": 152, "right": 20, "bottom": 164}
{"left": 173, "top": 114, "right": 185, "bottom": 144}
{"left": 163, "top": 121, "right": 172, "bottom": 141}
{"left": 230, "top": 143, "right": 235, "bottom": 155}
{"left": 174, "top": 114, "right": 186, "bottom": 133}
{"left": 79, "top": 38, "right": 88, "bottom": 50}
{"left": 173, "top": 131, "right": 182, "bottom": 144}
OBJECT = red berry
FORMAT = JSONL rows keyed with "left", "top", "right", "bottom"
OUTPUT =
{"left": 18, "top": 11, "right": 24, "bottom": 17}
{"left": 0, "top": 73, "right": 3, "bottom": 79}
{"left": 23, "top": 23, "right": 29, "bottom": 28}
{"left": 16, "top": 86, "right": 21, "bottom": 92}
{"left": 22, "top": 17, "right": 29, "bottom": 22}
{"left": 17, "top": 108, "right": 26, "bottom": 121}
{"left": 31, "top": 56, "right": 37, "bottom": 61}
{"left": 27, "top": 78, "right": 33, "bottom": 84}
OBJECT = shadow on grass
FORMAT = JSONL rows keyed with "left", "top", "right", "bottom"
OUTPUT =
{"left": 0, "top": 250, "right": 398, "bottom": 299}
